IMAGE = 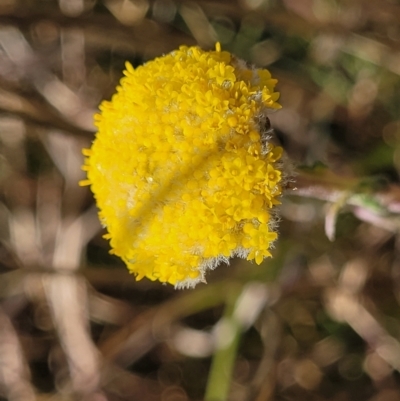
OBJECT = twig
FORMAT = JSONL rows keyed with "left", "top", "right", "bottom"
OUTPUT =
{"left": 99, "top": 281, "right": 240, "bottom": 367}
{"left": 0, "top": 306, "right": 36, "bottom": 401}
{"left": 289, "top": 169, "right": 400, "bottom": 232}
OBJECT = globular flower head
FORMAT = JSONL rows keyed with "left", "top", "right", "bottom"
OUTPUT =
{"left": 81, "top": 43, "right": 283, "bottom": 288}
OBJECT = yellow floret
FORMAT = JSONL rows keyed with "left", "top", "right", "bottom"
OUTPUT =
{"left": 82, "top": 43, "right": 283, "bottom": 288}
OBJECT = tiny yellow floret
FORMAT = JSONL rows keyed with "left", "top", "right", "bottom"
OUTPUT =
{"left": 83, "top": 43, "right": 283, "bottom": 288}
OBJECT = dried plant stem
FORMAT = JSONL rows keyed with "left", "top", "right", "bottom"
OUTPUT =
{"left": 100, "top": 280, "right": 238, "bottom": 367}
{"left": 289, "top": 169, "right": 400, "bottom": 232}
{"left": 44, "top": 275, "right": 105, "bottom": 399}
{"left": 0, "top": 306, "right": 36, "bottom": 401}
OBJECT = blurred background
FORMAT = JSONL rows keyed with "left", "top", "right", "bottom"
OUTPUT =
{"left": 0, "top": 0, "right": 400, "bottom": 400}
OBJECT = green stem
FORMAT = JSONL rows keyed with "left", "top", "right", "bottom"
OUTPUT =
{"left": 204, "top": 287, "right": 243, "bottom": 401}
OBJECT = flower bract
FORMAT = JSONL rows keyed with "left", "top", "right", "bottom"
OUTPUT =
{"left": 81, "top": 43, "right": 283, "bottom": 288}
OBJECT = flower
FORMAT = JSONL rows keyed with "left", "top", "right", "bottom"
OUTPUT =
{"left": 80, "top": 43, "right": 283, "bottom": 288}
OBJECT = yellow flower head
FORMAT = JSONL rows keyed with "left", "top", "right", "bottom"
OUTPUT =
{"left": 81, "top": 43, "right": 283, "bottom": 288}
